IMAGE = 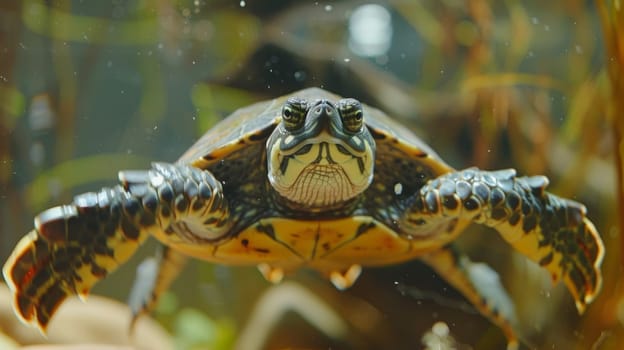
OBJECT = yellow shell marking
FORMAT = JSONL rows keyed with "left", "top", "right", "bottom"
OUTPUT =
{"left": 152, "top": 216, "right": 470, "bottom": 276}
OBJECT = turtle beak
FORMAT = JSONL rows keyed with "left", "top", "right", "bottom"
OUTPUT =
{"left": 311, "top": 99, "right": 341, "bottom": 133}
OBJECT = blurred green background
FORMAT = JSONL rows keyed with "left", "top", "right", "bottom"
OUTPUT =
{"left": 1, "top": 0, "right": 623, "bottom": 349}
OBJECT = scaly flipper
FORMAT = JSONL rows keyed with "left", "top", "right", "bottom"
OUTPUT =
{"left": 2, "top": 163, "right": 228, "bottom": 332}
{"left": 420, "top": 245, "right": 518, "bottom": 349}
{"left": 405, "top": 168, "right": 604, "bottom": 313}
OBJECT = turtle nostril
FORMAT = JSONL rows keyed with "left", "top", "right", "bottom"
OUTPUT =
{"left": 325, "top": 107, "right": 332, "bottom": 114}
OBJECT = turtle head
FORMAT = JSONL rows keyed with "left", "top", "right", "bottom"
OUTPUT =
{"left": 267, "top": 96, "right": 375, "bottom": 210}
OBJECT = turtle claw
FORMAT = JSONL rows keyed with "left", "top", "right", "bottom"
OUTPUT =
{"left": 2, "top": 185, "right": 152, "bottom": 331}
{"left": 329, "top": 264, "right": 362, "bottom": 290}
{"left": 2, "top": 231, "right": 50, "bottom": 332}
{"left": 258, "top": 263, "right": 285, "bottom": 284}
{"left": 2, "top": 230, "right": 89, "bottom": 333}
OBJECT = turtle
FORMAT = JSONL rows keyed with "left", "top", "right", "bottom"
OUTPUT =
{"left": 3, "top": 87, "right": 604, "bottom": 348}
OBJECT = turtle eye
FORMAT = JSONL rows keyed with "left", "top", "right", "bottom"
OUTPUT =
{"left": 338, "top": 98, "right": 364, "bottom": 133}
{"left": 282, "top": 97, "right": 308, "bottom": 131}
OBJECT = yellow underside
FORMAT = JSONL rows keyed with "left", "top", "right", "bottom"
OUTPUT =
{"left": 153, "top": 216, "right": 469, "bottom": 275}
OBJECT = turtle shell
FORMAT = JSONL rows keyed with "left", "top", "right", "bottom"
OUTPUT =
{"left": 158, "top": 87, "right": 457, "bottom": 273}
{"left": 180, "top": 87, "right": 451, "bottom": 173}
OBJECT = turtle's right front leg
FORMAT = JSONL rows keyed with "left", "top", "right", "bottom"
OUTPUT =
{"left": 2, "top": 163, "right": 228, "bottom": 332}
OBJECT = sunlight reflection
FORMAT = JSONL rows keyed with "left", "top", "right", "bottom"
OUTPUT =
{"left": 348, "top": 4, "right": 392, "bottom": 57}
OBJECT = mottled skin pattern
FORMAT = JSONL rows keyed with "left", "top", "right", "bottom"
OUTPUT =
{"left": 2, "top": 88, "right": 604, "bottom": 349}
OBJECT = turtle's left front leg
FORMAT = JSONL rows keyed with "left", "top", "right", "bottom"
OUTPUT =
{"left": 404, "top": 168, "right": 604, "bottom": 313}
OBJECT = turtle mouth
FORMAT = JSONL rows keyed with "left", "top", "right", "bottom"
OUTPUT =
{"left": 273, "top": 163, "right": 363, "bottom": 208}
